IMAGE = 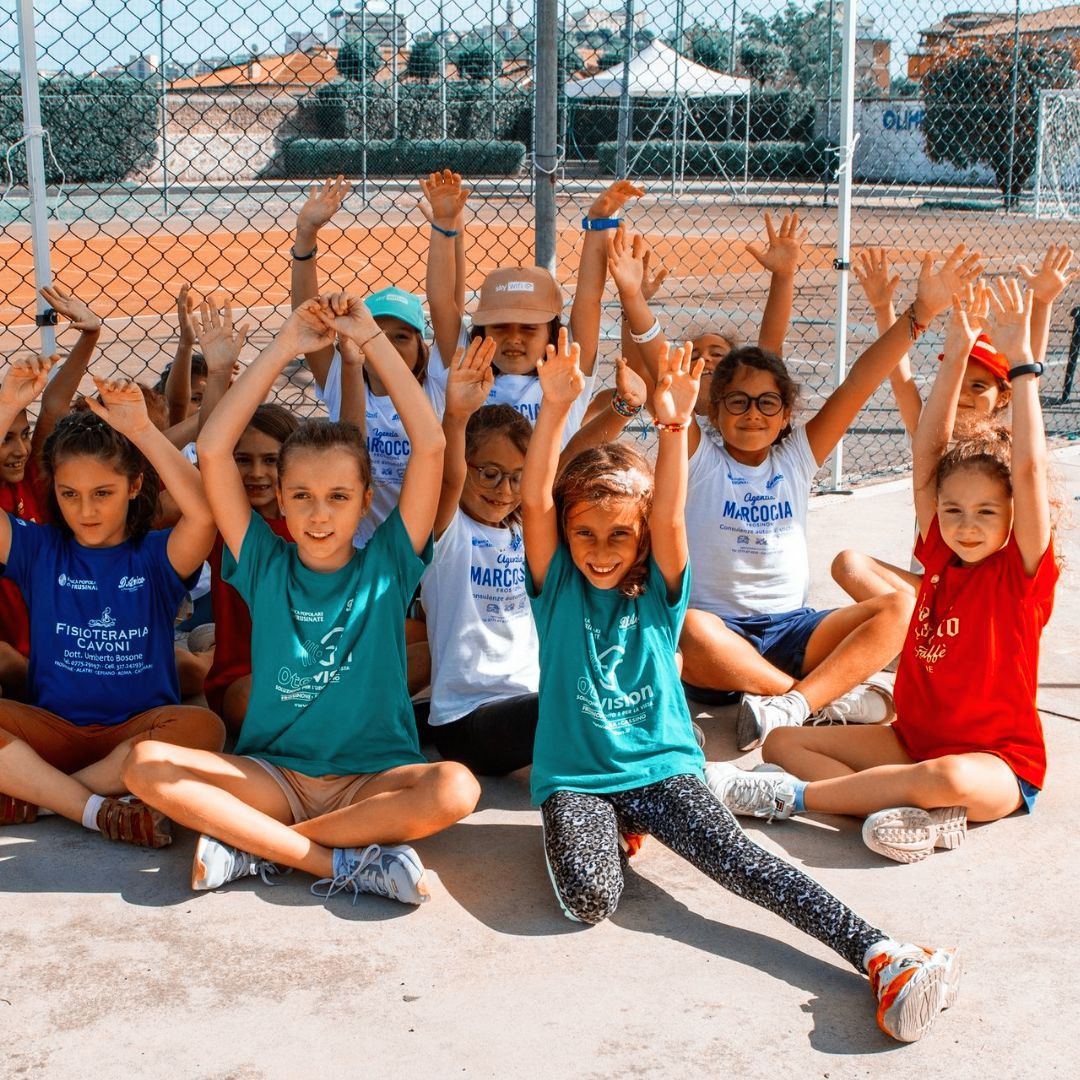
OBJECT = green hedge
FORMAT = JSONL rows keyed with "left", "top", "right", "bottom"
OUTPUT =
{"left": 276, "top": 138, "right": 527, "bottom": 178}
{"left": 596, "top": 139, "right": 833, "bottom": 180}
{"left": 0, "top": 74, "right": 160, "bottom": 184}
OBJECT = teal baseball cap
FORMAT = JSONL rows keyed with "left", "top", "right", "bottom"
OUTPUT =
{"left": 364, "top": 286, "right": 426, "bottom": 334}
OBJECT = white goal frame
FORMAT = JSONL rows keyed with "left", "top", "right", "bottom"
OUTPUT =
{"left": 1035, "top": 88, "right": 1080, "bottom": 219}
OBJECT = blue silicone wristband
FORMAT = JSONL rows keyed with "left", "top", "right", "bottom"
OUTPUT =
{"left": 581, "top": 217, "right": 620, "bottom": 231}
{"left": 430, "top": 223, "right": 459, "bottom": 238}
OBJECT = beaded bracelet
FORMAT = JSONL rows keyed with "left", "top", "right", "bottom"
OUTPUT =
{"left": 905, "top": 303, "right": 927, "bottom": 342}
{"left": 653, "top": 418, "right": 688, "bottom": 433}
{"left": 630, "top": 319, "right": 662, "bottom": 345}
{"left": 610, "top": 393, "right": 642, "bottom": 418}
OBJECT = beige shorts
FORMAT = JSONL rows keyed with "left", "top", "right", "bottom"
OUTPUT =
{"left": 248, "top": 758, "right": 381, "bottom": 824}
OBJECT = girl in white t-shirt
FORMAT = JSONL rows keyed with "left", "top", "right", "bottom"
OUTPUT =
{"left": 609, "top": 232, "right": 985, "bottom": 751}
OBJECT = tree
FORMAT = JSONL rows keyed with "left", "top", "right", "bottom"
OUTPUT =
{"left": 922, "top": 39, "right": 1078, "bottom": 207}
{"left": 450, "top": 40, "right": 505, "bottom": 81}
{"left": 407, "top": 38, "right": 441, "bottom": 81}
{"left": 739, "top": 39, "right": 786, "bottom": 87}
{"left": 738, "top": 3, "right": 839, "bottom": 94}
{"left": 686, "top": 24, "right": 732, "bottom": 72}
{"left": 336, "top": 36, "right": 382, "bottom": 82}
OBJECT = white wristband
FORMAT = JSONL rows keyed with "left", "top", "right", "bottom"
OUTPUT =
{"left": 629, "top": 319, "right": 661, "bottom": 345}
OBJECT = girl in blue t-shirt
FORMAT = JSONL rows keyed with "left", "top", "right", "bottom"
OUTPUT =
{"left": 124, "top": 292, "right": 480, "bottom": 907}
{"left": 520, "top": 332, "right": 961, "bottom": 1044}
{"left": 0, "top": 360, "right": 224, "bottom": 847}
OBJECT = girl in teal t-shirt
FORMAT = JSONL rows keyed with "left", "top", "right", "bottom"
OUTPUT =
{"left": 125, "top": 292, "right": 480, "bottom": 907}
{"left": 520, "top": 325, "right": 961, "bottom": 1044}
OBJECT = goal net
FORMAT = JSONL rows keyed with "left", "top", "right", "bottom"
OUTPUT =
{"left": 1035, "top": 89, "right": 1080, "bottom": 219}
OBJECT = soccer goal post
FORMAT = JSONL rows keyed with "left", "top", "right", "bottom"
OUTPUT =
{"left": 1035, "top": 88, "right": 1080, "bottom": 220}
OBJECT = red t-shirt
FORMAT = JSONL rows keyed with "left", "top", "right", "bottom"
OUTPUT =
{"left": 203, "top": 517, "right": 294, "bottom": 717}
{"left": 893, "top": 517, "right": 1058, "bottom": 789}
{"left": 0, "top": 459, "right": 47, "bottom": 656}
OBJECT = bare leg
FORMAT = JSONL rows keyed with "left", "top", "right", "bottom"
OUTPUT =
{"left": 175, "top": 645, "right": 213, "bottom": 699}
{"left": 679, "top": 608, "right": 795, "bottom": 696}
{"left": 831, "top": 550, "right": 922, "bottom": 603}
{"left": 221, "top": 676, "right": 253, "bottom": 738}
{"left": 0, "top": 642, "right": 28, "bottom": 699}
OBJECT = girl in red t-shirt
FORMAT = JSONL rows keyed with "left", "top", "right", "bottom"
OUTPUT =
{"left": 707, "top": 279, "right": 1058, "bottom": 864}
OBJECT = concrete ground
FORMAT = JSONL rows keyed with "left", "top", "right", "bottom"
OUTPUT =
{"left": 3, "top": 447, "right": 1079, "bottom": 1079}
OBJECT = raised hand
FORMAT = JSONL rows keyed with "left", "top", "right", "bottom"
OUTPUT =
{"left": 319, "top": 290, "right": 379, "bottom": 346}
{"left": 277, "top": 298, "right": 337, "bottom": 356}
{"left": 941, "top": 291, "right": 982, "bottom": 365}
{"left": 640, "top": 245, "right": 668, "bottom": 303}
{"left": 419, "top": 169, "right": 470, "bottom": 226}
{"left": 86, "top": 377, "right": 152, "bottom": 437}
{"left": 1018, "top": 243, "right": 1077, "bottom": 306}
{"left": 652, "top": 341, "right": 703, "bottom": 427}
{"left": 445, "top": 336, "right": 497, "bottom": 419}
{"left": 173, "top": 283, "right": 198, "bottom": 346}
{"left": 985, "top": 277, "right": 1034, "bottom": 366}
{"left": 607, "top": 225, "right": 646, "bottom": 297}
{"left": 587, "top": 179, "right": 645, "bottom": 220}
{"left": 536, "top": 327, "right": 584, "bottom": 406}
{"left": 39, "top": 284, "right": 101, "bottom": 333}
{"left": 297, "top": 175, "right": 352, "bottom": 237}
{"left": 196, "top": 295, "right": 250, "bottom": 376}
{"left": 0, "top": 355, "right": 56, "bottom": 413}
{"left": 614, "top": 356, "right": 648, "bottom": 411}
{"left": 852, "top": 248, "right": 900, "bottom": 311}
{"left": 914, "top": 244, "right": 984, "bottom": 322}
{"left": 746, "top": 211, "right": 808, "bottom": 278}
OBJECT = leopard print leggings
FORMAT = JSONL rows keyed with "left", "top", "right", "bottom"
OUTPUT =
{"left": 541, "top": 773, "right": 883, "bottom": 972}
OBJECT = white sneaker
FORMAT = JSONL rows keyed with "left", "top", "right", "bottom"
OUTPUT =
{"left": 866, "top": 941, "right": 962, "bottom": 1042}
{"left": 862, "top": 806, "right": 968, "bottom": 864}
{"left": 312, "top": 843, "right": 430, "bottom": 906}
{"left": 191, "top": 835, "right": 289, "bottom": 891}
{"left": 813, "top": 678, "right": 895, "bottom": 726}
{"left": 704, "top": 761, "right": 798, "bottom": 821}
{"left": 736, "top": 691, "right": 810, "bottom": 751}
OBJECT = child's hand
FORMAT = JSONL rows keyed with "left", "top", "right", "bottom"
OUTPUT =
{"left": 419, "top": 169, "right": 469, "bottom": 228}
{"left": 87, "top": 377, "right": 152, "bottom": 437}
{"left": 173, "top": 283, "right": 198, "bottom": 347}
{"left": 914, "top": 244, "right": 984, "bottom": 322}
{"left": 614, "top": 356, "right": 648, "bottom": 410}
{"left": 296, "top": 175, "right": 351, "bottom": 237}
{"left": 320, "top": 291, "right": 380, "bottom": 345}
{"left": 536, "top": 327, "right": 584, "bottom": 406}
{"left": 445, "top": 336, "right": 496, "bottom": 419}
{"left": 652, "top": 341, "right": 703, "bottom": 426}
{"left": 278, "top": 299, "right": 336, "bottom": 355}
{"left": 0, "top": 355, "right": 56, "bottom": 412}
{"left": 586, "top": 179, "right": 645, "bottom": 221}
{"left": 1018, "top": 243, "right": 1077, "bottom": 306}
{"left": 339, "top": 334, "right": 364, "bottom": 370}
{"left": 39, "top": 284, "right": 101, "bottom": 333}
{"left": 746, "top": 211, "right": 807, "bottom": 279}
{"left": 607, "top": 225, "right": 646, "bottom": 297}
{"left": 640, "top": 246, "right": 668, "bottom": 303}
{"left": 941, "top": 292, "right": 982, "bottom": 364}
{"left": 985, "top": 277, "right": 1034, "bottom": 366}
{"left": 196, "top": 295, "right": 250, "bottom": 377}
{"left": 852, "top": 248, "right": 900, "bottom": 312}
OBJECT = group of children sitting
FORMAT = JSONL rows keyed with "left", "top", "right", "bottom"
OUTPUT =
{"left": 0, "top": 173, "right": 1069, "bottom": 1046}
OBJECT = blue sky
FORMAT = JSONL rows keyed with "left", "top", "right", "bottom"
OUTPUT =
{"left": 0, "top": 0, "right": 1061, "bottom": 79}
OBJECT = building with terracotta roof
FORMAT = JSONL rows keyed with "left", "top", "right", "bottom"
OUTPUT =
{"left": 168, "top": 49, "right": 342, "bottom": 95}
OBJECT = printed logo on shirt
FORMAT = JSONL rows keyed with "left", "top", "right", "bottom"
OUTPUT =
{"left": 57, "top": 573, "right": 96, "bottom": 591}
{"left": 293, "top": 609, "right": 324, "bottom": 623}
{"left": 368, "top": 427, "right": 410, "bottom": 458}
{"left": 726, "top": 471, "right": 749, "bottom": 486}
{"left": 276, "top": 625, "right": 353, "bottom": 701}
{"left": 118, "top": 575, "right": 146, "bottom": 592}
{"left": 722, "top": 492, "right": 793, "bottom": 524}
{"left": 471, "top": 535, "right": 494, "bottom": 549}
{"left": 766, "top": 472, "right": 784, "bottom": 490}
{"left": 912, "top": 601, "right": 961, "bottom": 671}
{"left": 88, "top": 607, "right": 116, "bottom": 629}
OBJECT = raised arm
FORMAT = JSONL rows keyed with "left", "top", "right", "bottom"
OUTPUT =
{"left": 747, "top": 210, "right": 807, "bottom": 356}
{"left": 421, "top": 170, "right": 470, "bottom": 367}
{"left": 35, "top": 285, "right": 101, "bottom": 453}
{"left": 434, "top": 336, "right": 496, "bottom": 538}
{"left": 198, "top": 300, "right": 334, "bottom": 556}
{"left": 560, "top": 356, "right": 648, "bottom": 467}
{"left": 291, "top": 176, "right": 352, "bottom": 388}
{"left": 336, "top": 335, "right": 368, "bottom": 434}
{"left": 852, "top": 248, "right": 922, "bottom": 438}
{"left": 650, "top": 342, "right": 703, "bottom": 597}
{"left": 328, "top": 293, "right": 445, "bottom": 553}
{"left": 87, "top": 377, "right": 215, "bottom": 578}
{"left": 986, "top": 277, "right": 1051, "bottom": 573}
{"left": 195, "top": 297, "right": 249, "bottom": 435}
{"left": 164, "top": 284, "right": 198, "bottom": 426}
{"left": 805, "top": 243, "right": 983, "bottom": 466}
{"left": 1018, "top": 242, "right": 1077, "bottom": 365}
{"left": 522, "top": 329, "right": 585, "bottom": 591}
{"left": 618, "top": 241, "right": 666, "bottom": 395}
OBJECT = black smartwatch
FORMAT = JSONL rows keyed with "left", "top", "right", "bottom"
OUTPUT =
{"left": 1007, "top": 362, "right": 1043, "bottom": 380}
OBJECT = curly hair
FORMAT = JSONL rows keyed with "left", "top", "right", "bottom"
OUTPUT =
{"left": 41, "top": 411, "right": 160, "bottom": 542}
{"left": 278, "top": 419, "right": 372, "bottom": 490}
{"left": 707, "top": 345, "right": 800, "bottom": 443}
{"left": 553, "top": 442, "right": 653, "bottom": 598}
{"left": 936, "top": 423, "right": 1013, "bottom": 495}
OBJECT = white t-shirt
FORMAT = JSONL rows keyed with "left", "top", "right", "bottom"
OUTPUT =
{"left": 427, "top": 326, "right": 594, "bottom": 447}
{"left": 685, "top": 423, "right": 818, "bottom": 619}
{"left": 420, "top": 510, "right": 540, "bottom": 726}
{"left": 316, "top": 348, "right": 444, "bottom": 548}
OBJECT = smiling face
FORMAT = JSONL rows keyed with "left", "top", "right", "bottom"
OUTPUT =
{"left": 277, "top": 446, "right": 372, "bottom": 571}
{"left": 708, "top": 363, "right": 792, "bottom": 466}
{"left": 0, "top": 409, "right": 32, "bottom": 485}
{"left": 53, "top": 454, "right": 141, "bottom": 548}
{"left": 233, "top": 425, "right": 283, "bottom": 518}
{"left": 691, "top": 334, "right": 733, "bottom": 416}
{"left": 565, "top": 497, "right": 645, "bottom": 590}
{"left": 482, "top": 322, "right": 551, "bottom": 376}
{"left": 936, "top": 465, "right": 1013, "bottom": 566}
{"left": 957, "top": 360, "right": 1008, "bottom": 416}
{"left": 460, "top": 431, "right": 524, "bottom": 527}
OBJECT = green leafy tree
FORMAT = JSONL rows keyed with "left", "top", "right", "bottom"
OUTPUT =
{"left": 922, "top": 39, "right": 1078, "bottom": 207}
{"left": 687, "top": 24, "right": 732, "bottom": 72}
{"left": 739, "top": 3, "right": 839, "bottom": 93}
{"left": 450, "top": 40, "right": 505, "bottom": 81}
{"left": 407, "top": 38, "right": 441, "bottom": 81}
{"left": 739, "top": 39, "right": 786, "bottom": 87}
{"left": 336, "top": 36, "right": 383, "bottom": 82}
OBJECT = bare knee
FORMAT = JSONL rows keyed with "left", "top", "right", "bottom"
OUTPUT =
{"left": 121, "top": 739, "right": 181, "bottom": 795}
{"left": 917, "top": 756, "right": 984, "bottom": 804}
{"left": 831, "top": 549, "right": 864, "bottom": 585}
{"left": 429, "top": 761, "right": 481, "bottom": 822}
{"left": 761, "top": 725, "right": 804, "bottom": 767}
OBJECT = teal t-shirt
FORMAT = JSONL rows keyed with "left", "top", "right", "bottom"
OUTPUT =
{"left": 526, "top": 544, "right": 705, "bottom": 806}
{"left": 222, "top": 508, "right": 431, "bottom": 777}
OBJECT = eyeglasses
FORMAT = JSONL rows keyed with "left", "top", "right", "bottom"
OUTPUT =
{"left": 468, "top": 463, "right": 523, "bottom": 490}
{"left": 720, "top": 391, "right": 785, "bottom": 416}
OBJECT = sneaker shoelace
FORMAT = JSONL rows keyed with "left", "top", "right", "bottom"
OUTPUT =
{"left": 311, "top": 843, "right": 383, "bottom": 904}
{"left": 724, "top": 773, "right": 787, "bottom": 821}
{"left": 810, "top": 691, "right": 863, "bottom": 725}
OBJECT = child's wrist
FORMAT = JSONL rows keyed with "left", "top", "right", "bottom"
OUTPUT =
{"left": 653, "top": 417, "right": 689, "bottom": 433}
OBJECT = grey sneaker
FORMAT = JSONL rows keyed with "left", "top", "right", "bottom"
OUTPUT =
{"left": 736, "top": 691, "right": 810, "bottom": 751}
{"left": 311, "top": 843, "right": 430, "bottom": 906}
{"left": 862, "top": 806, "right": 968, "bottom": 864}
{"left": 703, "top": 761, "right": 798, "bottom": 821}
{"left": 191, "top": 834, "right": 289, "bottom": 891}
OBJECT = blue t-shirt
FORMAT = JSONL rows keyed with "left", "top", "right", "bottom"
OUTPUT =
{"left": 222, "top": 508, "right": 432, "bottom": 777}
{"left": 526, "top": 544, "right": 704, "bottom": 806}
{"left": 2, "top": 517, "right": 193, "bottom": 726}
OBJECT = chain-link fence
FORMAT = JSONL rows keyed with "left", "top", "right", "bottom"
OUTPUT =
{"left": 2, "top": 0, "right": 1079, "bottom": 483}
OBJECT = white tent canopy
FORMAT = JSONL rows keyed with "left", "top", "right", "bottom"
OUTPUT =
{"left": 565, "top": 40, "right": 752, "bottom": 100}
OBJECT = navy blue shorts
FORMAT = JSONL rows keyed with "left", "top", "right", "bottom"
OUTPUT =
{"left": 722, "top": 606, "right": 834, "bottom": 679}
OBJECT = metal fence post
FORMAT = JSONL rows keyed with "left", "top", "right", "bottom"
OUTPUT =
{"left": 533, "top": 0, "right": 558, "bottom": 274}
{"left": 16, "top": 0, "right": 56, "bottom": 356}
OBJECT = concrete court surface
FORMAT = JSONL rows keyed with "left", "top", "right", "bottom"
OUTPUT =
{"left": 2, "top": 448, "right": 1079, "bottom": 1080}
